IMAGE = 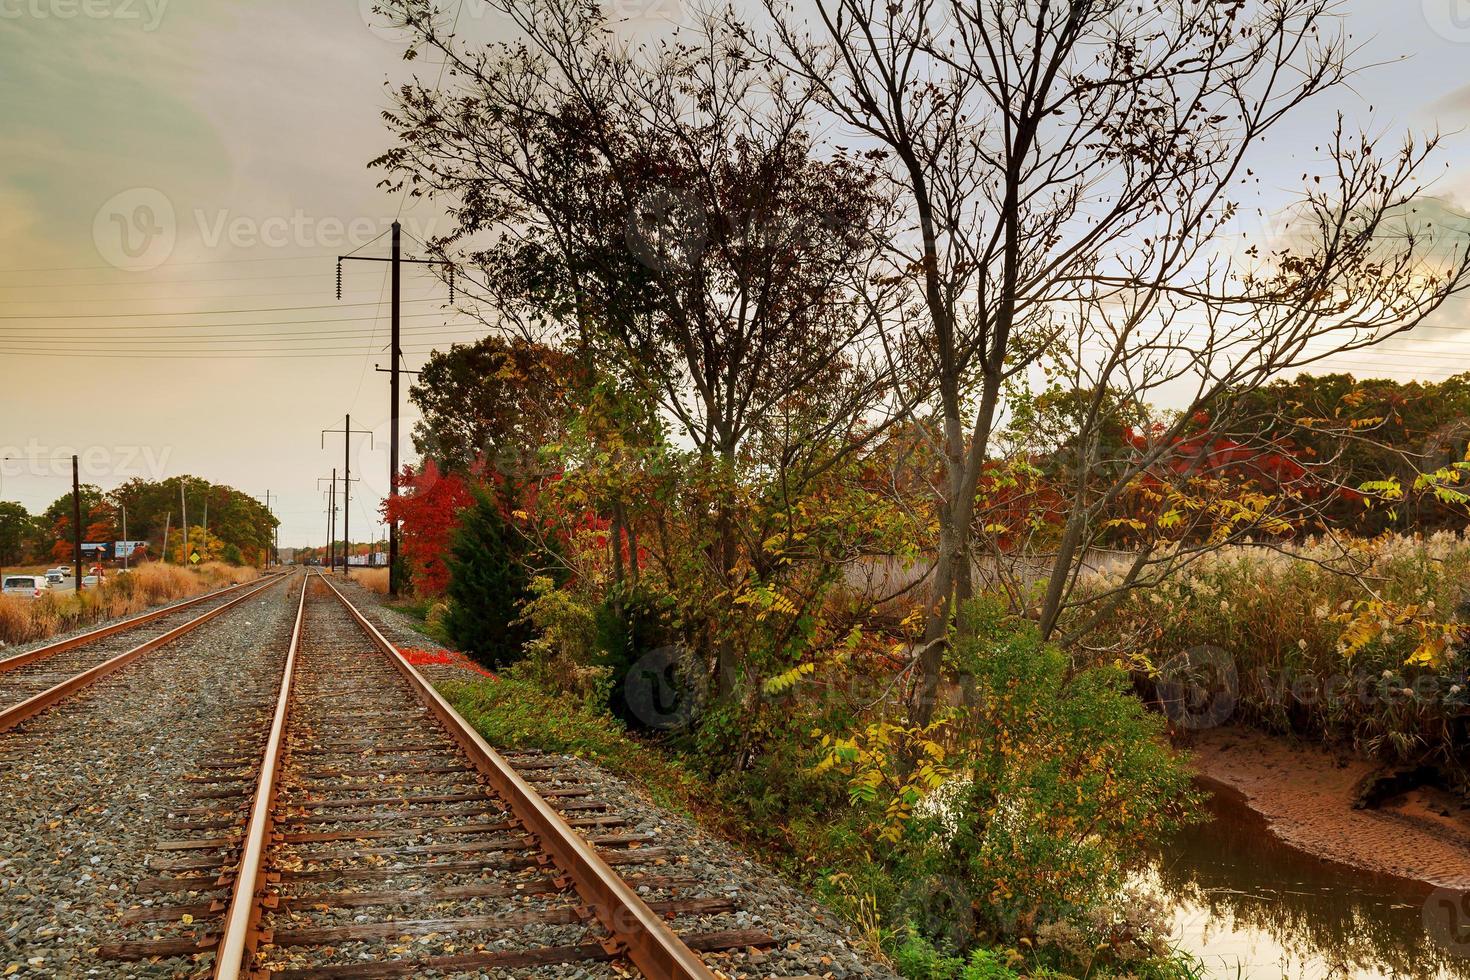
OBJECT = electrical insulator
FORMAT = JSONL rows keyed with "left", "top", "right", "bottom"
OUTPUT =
{"left": 335, "top": 259, "right": 342, "bottom": 301}
{"left": 448, "top": 267, "right": 456, "bottom": 304}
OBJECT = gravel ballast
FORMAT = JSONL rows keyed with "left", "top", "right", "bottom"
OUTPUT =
{"left": 334, "top": 577, "right": 901, "bottom": 980}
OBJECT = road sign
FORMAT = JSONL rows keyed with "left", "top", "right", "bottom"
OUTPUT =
{"left": 189, "top": 551, "right": 201, "bottom": 564}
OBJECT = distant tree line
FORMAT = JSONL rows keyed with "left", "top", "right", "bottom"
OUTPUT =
{"left": 0, "top": 476, "right": 276, "bottom": 567}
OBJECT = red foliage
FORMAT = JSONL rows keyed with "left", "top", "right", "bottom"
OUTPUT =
{"left": 399, "top": 646, "right": 495, "bottom": 678}
{"left": 383, "top": 460, "right": 473, "bottom": 596}
{"left": 1122, "top": 423, "right": 1312, "bottom": 490}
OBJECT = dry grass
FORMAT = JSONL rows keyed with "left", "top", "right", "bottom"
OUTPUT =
{"left": 349, "top": 567, "right": 390, "bottom": 594}
{"left": 0, "top": 561, "right": 261, "bottom": 649}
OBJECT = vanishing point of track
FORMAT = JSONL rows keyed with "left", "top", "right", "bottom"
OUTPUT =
{"left": 92, "top": 572, "right": 770, "bottom": 978}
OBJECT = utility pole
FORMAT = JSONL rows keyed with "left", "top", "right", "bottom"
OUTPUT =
{"left": 321, "top": 416, "right": 373, "bottom": 575}
{"left": 180, "top": 478, "right": 189, "bottom": 567}
{"left": 338, "top": 221, "right": 451, "bottom": 596}
{"left": 262, "top": 490, "right": 275, "bottom": 567}
{"left": 71, "top": 455, "right": 82, "bottom": 586}
{"left": 121, "top": 504, "right": 129, "bottom": 572}
{"left": 162, "top": 511, "right": 171, "bottom": 565}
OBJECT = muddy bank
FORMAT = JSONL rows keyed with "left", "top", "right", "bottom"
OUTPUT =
{"left": 1186, "top": 726, "right": 1470, "bottom": 889}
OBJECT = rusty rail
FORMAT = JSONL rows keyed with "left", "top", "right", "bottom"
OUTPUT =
{"left": 0, "top": 571, "right": 285, "bottom": 676}
{"left": 210, "top": 575, "right": 714, "bottom": 980}
{"left": 0, "top": 572, "right": 291, "bottom": 734}
{"left": 212, "top": 576, "right": 306, "bottom": 980}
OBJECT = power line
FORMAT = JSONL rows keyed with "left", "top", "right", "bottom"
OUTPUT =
{"left": 0, "top": 299, "right": 452, "bottom": 320}
{"left": 0, "top": 344, "right": 456, "bottom": 360}
{"left": 0, "top": 322, "right": 487, "bottom": 343}
{"left": 0, "top": 310, "right": 471, "bottom": 332}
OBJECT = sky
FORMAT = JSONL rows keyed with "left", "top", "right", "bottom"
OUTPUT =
{"left": 2, "top": 0, "right": 1470, "bottom": 546}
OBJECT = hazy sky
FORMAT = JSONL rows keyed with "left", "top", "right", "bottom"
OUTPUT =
{"left": 3, "top": 0, "right": 1470, "bottom": 545}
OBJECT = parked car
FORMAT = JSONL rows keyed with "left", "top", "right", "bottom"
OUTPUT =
{"left": 3, "top": 575, "right": 50, "bottom": 598}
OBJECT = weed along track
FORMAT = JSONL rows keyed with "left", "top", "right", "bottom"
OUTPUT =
{"left": 99, "top": 572, "right": 772, "bottom": 978}
{"left": 0, "top": 573, "right": 289, "bottom": 732}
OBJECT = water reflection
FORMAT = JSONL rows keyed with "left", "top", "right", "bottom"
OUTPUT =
{"left": 1146, "top": 779, "right": 1468, "bottom": 979}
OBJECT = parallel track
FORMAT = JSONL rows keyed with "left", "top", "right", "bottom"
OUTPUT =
{"left": 0, "top": 571, "right": 289, "bottom": 733}
{"left": 100, "top": 573, "right": 770, "bottom": 978}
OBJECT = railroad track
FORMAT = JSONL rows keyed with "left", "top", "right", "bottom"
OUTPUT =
{"left": 0, "top": 571, "right": 291, "bottom": 733}
{"left": 100, "top": 573, "right": 772, "bottom": 979}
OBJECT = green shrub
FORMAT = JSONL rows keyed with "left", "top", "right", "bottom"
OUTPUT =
{"left": 894, "top": 935, "right": 1021, "bottom": 980}
{"left": 443, "top": 487, "right": 533, "bottom": 667}
{"left": 595, "top": 583, "right": 682, "bottom": 727}
{"left": 896, "top": 599, "right": 1200, "bottom": 958}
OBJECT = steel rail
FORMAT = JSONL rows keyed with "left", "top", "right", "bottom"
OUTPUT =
{"left": 313, "top": 572, "right": 718, "bottom": 980}
{"left": 0, "top": 571, "right": 286, "bottom": 675}
{"left": 212, "top": 575, "right": 306, "bottom": 980}
{"left": 0, "top": 572, "right": 292, "bottom": 734}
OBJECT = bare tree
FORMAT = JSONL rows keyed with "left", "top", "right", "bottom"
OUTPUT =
{"left": 762, "top": 0, "right": 1470, "bottom": 719}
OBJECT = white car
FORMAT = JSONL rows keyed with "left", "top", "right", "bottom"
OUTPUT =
{"left": 45, "top": 569, "right": 65, "bottom": 584}
{"left": 49, "top": 566, "right": 72, "bottom": 578}
{"left": 80, "top": 575, "right": 102, "bottom": 589}
{"left": 3, "top": 575, "right": 50, "bottom": 598}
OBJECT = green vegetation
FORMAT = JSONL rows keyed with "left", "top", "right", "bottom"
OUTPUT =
{"left": 1094, "top": 534, "right": 1470, "bottom": 778}
{"left": 437, "top": 601, "right": 1203, "bottom": 979}
{"left": 443, "top": 487, "right": 535, "bottom": 667}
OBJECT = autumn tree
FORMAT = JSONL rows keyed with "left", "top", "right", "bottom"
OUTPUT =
{"left": 383, "top": 460, "right": 474, "bottom": 596}
{"left": 374, "top": 0, "right": 910, "bottom": 696}
{"left": 0, "top": 502, "right": 32, "bottom": 566}
{"left": 410, "top": 336, "right": 583, "bottom": 475}
{"left": 764, "top": 0, "right": 1470, "bottom": 717}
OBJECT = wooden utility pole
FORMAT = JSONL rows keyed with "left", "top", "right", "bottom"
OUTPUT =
{"left": 71, "top": 455, "right": 82, "bottom": 585}
{"left": 321, "top": 416, "right": 372, "bottom": 575}
{"left": 338, "top": 221, "right": 451, "bottom": 596}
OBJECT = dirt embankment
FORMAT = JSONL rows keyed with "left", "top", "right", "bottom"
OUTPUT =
{"left": 1187, "top": 726, "right": 1470, "bottom": 889}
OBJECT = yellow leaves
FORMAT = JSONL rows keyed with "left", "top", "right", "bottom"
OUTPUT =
{"left": 811, "top": 715, "right": 954, "bottom": 843}
{"left": 762, "top": 661, "right": 817, "bottom": 694}
{"left": 733, "top": 584, "right": 799, "bottom": 619}
{"left": 1331, "top": 598, "right": 1458, "bottom": 670}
